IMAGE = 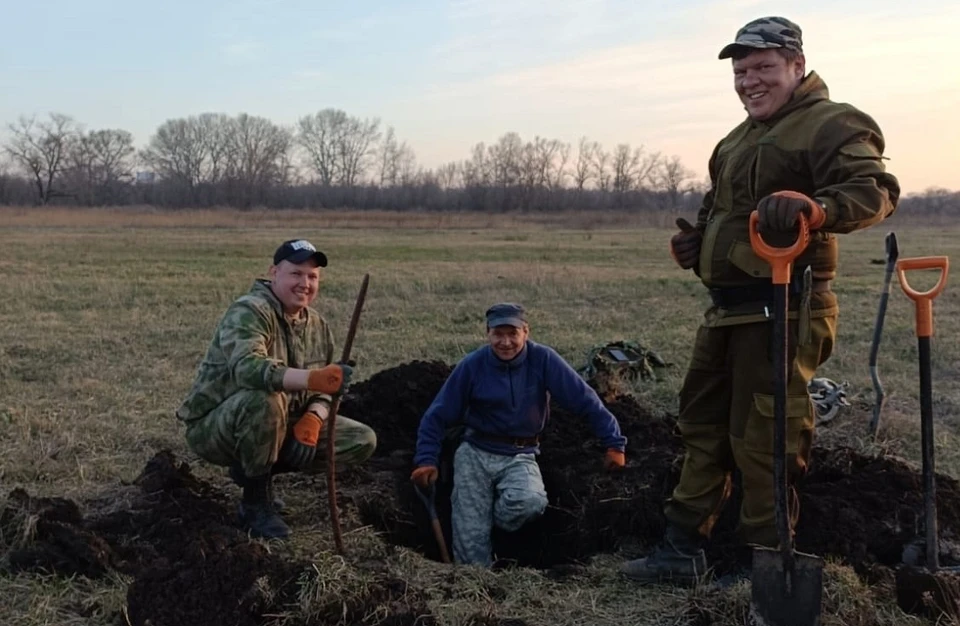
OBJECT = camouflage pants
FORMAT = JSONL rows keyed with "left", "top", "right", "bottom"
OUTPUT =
{"left": 664, "top": 315, "right": 836, "bottom": 546}
{"left": 451, "top": 441, "right": 548, "bottom": 567}
{"left": 184, "top": 389, "right": 377, "bottom": 478}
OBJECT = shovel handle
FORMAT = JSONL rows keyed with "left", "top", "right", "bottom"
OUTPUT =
{"left": 748, "top": 212, "right": 810, "bottom": 285}
{"left": 896, "top": 257, "right": 949, "bottom": 338}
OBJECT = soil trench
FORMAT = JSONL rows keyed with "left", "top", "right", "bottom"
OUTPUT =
{"left": 3, "top": 359, "right": 960, "bottom": 625}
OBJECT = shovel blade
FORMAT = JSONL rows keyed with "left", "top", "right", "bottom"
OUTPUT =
{"left": 750, "top": 546, "right": 823, "bottom": 626}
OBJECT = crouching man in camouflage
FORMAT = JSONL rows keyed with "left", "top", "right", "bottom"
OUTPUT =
{"left": 176, "top": 239, "right": 377, "bottom": 539}
{"left": 411, "top": 303, "right": 627, "bottom": 566}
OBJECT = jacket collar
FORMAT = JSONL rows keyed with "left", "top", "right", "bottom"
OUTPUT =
{"left": 751, "top": 71, "right": 829, "bottom": 128}
{"left": 250, "top": 279, "right": 306, "bottom": 324}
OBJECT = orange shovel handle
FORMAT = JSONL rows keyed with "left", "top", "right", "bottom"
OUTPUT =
{"left": 896, "top": 256, "right": 949, "bottom": 337}
{"left": 748, "top": 212, "right": 811, "bottom": 285}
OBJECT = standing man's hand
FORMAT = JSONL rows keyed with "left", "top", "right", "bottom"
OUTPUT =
{"left": 670, "top": 218, "right": 702, "bottom": 270}
{"left": 603, "top": 449, "right": 625, "bottom": 470}
{"left": 756, "top": 190, "right": 827, "bottom": 232}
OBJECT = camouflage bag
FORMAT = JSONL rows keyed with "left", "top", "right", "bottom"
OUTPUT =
{"left": 578, "top": 340, "right": 668, "bottom": 401}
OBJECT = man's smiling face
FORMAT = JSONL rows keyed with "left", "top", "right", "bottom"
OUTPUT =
{"left": 733, "top": 48, "right": 805, "bottom": 121}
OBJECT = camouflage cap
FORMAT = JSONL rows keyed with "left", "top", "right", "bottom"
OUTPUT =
{"left": 485, "top": 302, "right": 527, "bottom": 328}
{"left": 718, "top": 16, "right": 803, "bottom": 60}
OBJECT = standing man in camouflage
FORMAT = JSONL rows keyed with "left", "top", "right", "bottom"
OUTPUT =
{"left": 411, "top": 303, "right": 627, "bottom": 567}
{"left": 621, "top": 17, "right": 899, "bottom": 583}
{"left": 176, "top": 240, "right": 377, "bottom": 539}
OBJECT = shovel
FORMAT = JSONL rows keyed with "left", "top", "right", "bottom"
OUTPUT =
{"left": 748, "top": 211, "right": 824, "bottom": 626}
{"left": 868, "top": 232, "right": 900, "bottom": 437}
{"left": 414, "top": 482, "right": 452, "bottom": 564}
{"left": 896, "top": 256, "right": 949, "bottom": 569}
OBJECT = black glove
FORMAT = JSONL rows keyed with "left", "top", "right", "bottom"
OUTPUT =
{"left": 757, "top": 191, "right": 826, "bottom": 232}
{"left": 670, "top": 218, "right": 701, "bottom": 270}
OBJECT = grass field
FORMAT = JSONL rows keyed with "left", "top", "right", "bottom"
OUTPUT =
{"left": 1, "top": 206, "right": 958, "bottom": 625}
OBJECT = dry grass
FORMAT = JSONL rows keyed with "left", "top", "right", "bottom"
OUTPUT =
{"left": 1, "top": 206, "right": 959, "bottom": 625}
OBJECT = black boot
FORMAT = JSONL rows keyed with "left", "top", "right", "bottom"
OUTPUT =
{"left": 238, "top": 474, "right": 291, "bottom": 539}
{"left": 620, "top": 524, "right": 708, "bottom": 585}
{"left": 230, "top": 464, "right": 285, "bottom": 511}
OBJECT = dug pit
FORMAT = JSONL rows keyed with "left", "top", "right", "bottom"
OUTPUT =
{"left": 342, "top": 360, "right": 960, "bottom": 578}
{"left": 5, "top": 359, "right": 960, "bottom": 625}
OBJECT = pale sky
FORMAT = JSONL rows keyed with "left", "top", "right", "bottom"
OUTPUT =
{"left": 1, "top": 0, "right": 957, "bottom": 194}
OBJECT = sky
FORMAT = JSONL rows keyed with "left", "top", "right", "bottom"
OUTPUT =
{"left": 1, "top": 0, "right": 957, "bottom": 194}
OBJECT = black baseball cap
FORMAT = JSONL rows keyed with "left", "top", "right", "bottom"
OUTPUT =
{"left": 273, "top": 239, "right": 328, "bottom": 267}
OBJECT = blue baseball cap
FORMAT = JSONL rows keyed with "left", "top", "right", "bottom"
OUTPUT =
{"left": 485, "top": 302, "right": 527, "bottom": 328}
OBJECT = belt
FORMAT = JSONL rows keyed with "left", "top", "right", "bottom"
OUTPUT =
{"left": 709, "top": 280, "right": 832, "bottom": 308}
{"left": 469, "top": 430, "right": 541, "bottom": 448}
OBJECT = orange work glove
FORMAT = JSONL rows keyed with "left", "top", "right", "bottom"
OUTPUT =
{"left": 306, "top": 362, "right": 352, "bottom": 395}
{"left": 280, "top": 411, "right": 323, "bottom": 469}
{"left": 669, "top": 217, "right": 702, "bottom": 270}
{"left": 756, "top": 190, "right": 827, "bottom": 232}
{"left": 604, "top": 449, "right": 625, "bottom": 470}
{"left": 410, "top": 466, "right": 438, "bottom": 488}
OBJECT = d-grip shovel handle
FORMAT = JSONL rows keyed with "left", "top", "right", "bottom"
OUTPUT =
{"left": 896, "top": 257, "right": 949, "bottom": 338}
{"left": 414, "top": 482, "right": 438, "bottom": 519}
{"left": 748, "top": 212, "right": 811, "bottom": 284}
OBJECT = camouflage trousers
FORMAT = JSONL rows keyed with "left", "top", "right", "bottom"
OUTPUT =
{"left": 184, "top": 389, "right": 377, "bottom": 478}
{"left": 451, "top": 441, "right": 548, "bottom": 567}
{"left": 665, "top": 315, "right": 836, "bottom": 546}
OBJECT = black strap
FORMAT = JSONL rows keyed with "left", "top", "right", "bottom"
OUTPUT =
{"left": 469, "top": 430, "right": 540, "bottom": 448}
{"left": 709, "top": 280, "right": 831, "bottom": 308}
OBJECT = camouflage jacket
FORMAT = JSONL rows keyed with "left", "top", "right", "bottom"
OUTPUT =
{"left": 176, "top": 279, "right": 336, "bottom": 422}
{"left": 695, "top": 71, "right": 900, "bottom": 327}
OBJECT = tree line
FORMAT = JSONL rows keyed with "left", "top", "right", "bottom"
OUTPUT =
{"left": 0, "top": 110, "right": 954, "bottom": 215}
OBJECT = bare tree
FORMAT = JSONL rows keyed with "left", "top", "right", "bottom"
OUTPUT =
{"left": 573, "top": 137, "right": 596, "bottom": 192}
{"left": 550, "top": 141, "right": 571, "bottom": 191}
{"left": 62, "top": 129, "right": 135, "bottom": 205}
{"left": 196, "top": 113, "right": 235, "bottom": 185}
{"left": 4, "top": 113, "right": 78, "bottom": 204}
{"left": 395, "top": 143, "right": 418, "bottom": 186}
{"left": 296, "top": 109, "right": 342, "bottom": 187}
{"left": 592, "top": 144, "right": 611, "bottom": 192}
{"left": 488, "top": 132, "right": 523, "bottom": 189}
{"left": 141, "top": 118, "right": 206, "bottom": 190}
{"left": 435, "top": 162, "right": 462, "bottom": 190}
{"left": 336, "top": 114, "right": 380, "bottom": 187}
{"left": 611, "top": 143, "right": 640, "bottom": 197}
{"left": 228, "top": 113, "right": 291, "bottom": 205}
{"left": 655, "top": 154, "right": 697, "bottom": 210}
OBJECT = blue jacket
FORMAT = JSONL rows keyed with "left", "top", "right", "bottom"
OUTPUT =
{"left": 413, "top": 340, "right": 627, "bottom": 467}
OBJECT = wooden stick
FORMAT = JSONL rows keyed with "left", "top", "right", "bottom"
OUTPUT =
{"left": 326, "top": 273, "right": 370, "bottom": 554}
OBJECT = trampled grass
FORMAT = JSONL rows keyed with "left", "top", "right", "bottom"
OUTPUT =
{"left": 1, "top": 206, "right": 957, "bottom": 625}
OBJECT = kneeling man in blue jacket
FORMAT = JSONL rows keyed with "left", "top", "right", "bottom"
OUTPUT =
{"left": 411, "top": 302, "right": 628, "bottom": 566}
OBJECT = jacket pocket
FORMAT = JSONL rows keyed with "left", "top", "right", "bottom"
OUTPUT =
{"left": 727, "top": 240, "right": 772, "bottom": 279}
{"left": 839, "top": 142, "right": 883, "bottom": 160}
{"left": 744, "top": 393, "right": 813, "bottom": 453}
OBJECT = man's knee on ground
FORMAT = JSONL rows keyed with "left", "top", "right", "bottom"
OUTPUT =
{"left": 494, "top": 488, "right": 548, "bottom": 532}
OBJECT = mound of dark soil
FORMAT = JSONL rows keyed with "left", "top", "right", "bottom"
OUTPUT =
{"left": 1, "top": 451, "right": 434, "bottom": 626}
{"left": 350, "top": 360, "right": 960, "bottom": 576}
